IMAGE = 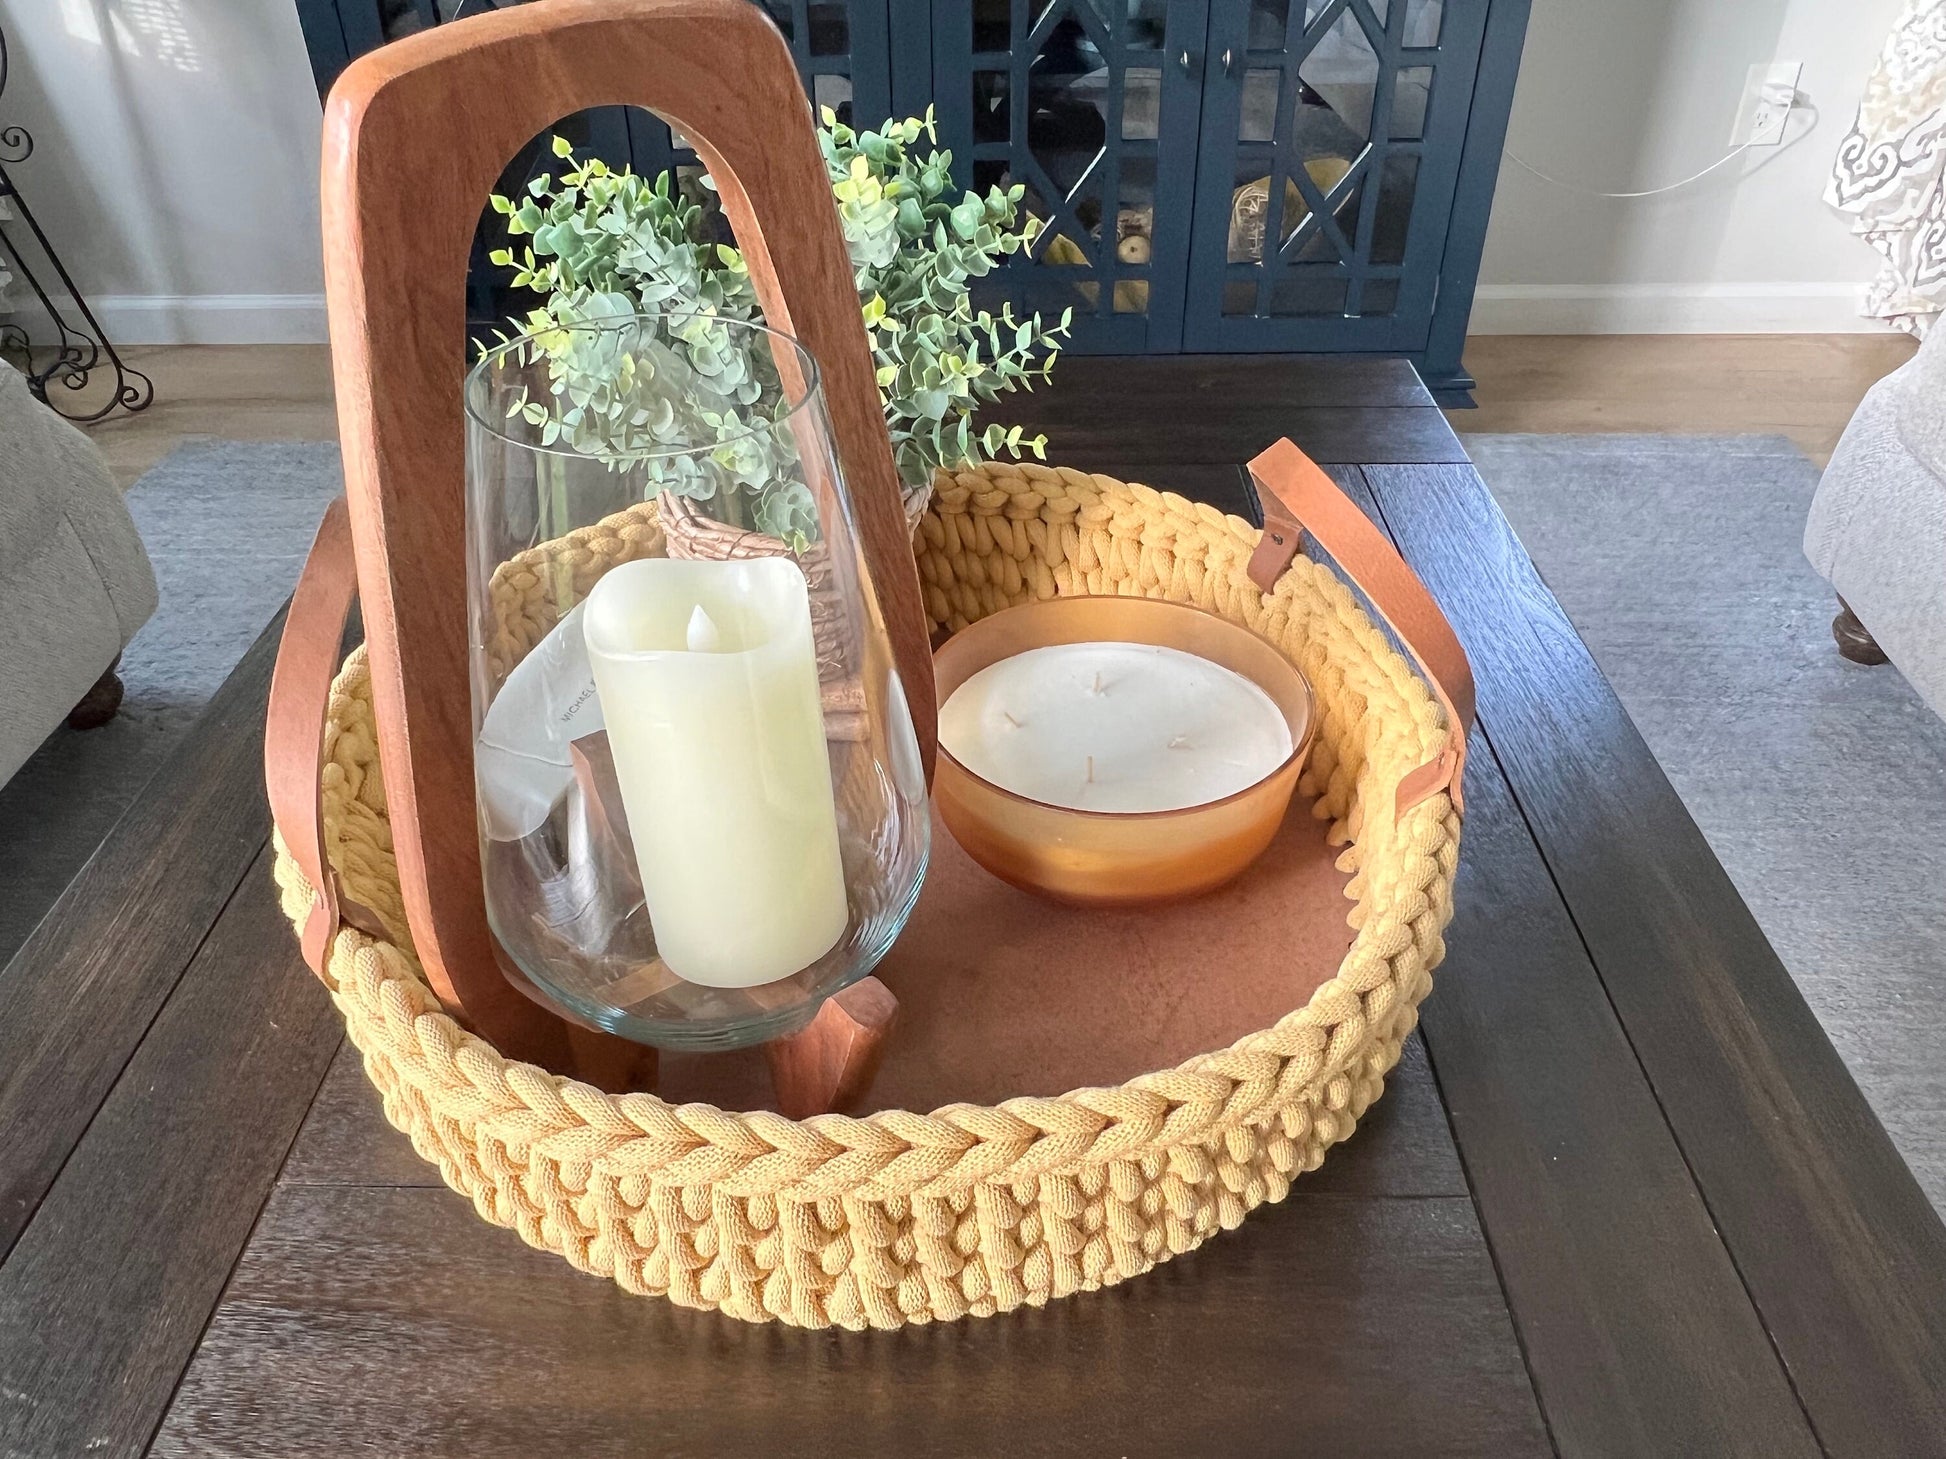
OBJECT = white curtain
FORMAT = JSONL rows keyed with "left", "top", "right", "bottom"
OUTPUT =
{"left": 1827, "top": 0, "right": 1946, "bottom": 336}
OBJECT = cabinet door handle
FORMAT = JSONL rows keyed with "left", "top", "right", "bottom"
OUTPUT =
{"left": 1176, "top": 47, "right": 1196, "bottom": 75}
{"left": 1221, "top": 47, "right": 1236, "bottom": 78}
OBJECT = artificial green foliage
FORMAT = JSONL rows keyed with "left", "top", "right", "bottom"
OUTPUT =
{"left": 487, "top": 112, "right": 1068, "bottom": 540}
{"left": 490, "top": 310, "right": 815, "bottom": 537}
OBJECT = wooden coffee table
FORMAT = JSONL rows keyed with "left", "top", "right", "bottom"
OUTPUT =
{"left": 2, "top": 358, "right": 1942, "bottom": 1458}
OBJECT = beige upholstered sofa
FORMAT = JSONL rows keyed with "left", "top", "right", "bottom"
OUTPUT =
{"left": 1805, "top": 328, "right": 1946, "bottom": 719}
{"left": 0, "top": 361, "right": 157, "bottom": 785}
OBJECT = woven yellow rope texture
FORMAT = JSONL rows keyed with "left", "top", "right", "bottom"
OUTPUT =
{"left": 273, "top": 461, "right": 1462, "bottom": 1330}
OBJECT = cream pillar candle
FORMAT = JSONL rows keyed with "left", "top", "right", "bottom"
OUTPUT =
{"left": 582, "top": 557, "right": 847, "bottom": 988}
{"left": 937, "top": 641, "right": 1293, "bottom": 812}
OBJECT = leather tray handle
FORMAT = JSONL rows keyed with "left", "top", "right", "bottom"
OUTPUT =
{"left": 265, "top": 496, "right": 387, "bottom": 977}
{"left": 1245, "top": 439, "right": 1473, "bottom": 819}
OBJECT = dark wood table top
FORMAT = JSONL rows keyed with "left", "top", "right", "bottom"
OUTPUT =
{"left": 3, "top": 357, "right": 1942, "bottom": 1459}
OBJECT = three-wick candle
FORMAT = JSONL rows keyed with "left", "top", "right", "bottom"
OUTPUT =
{"left": 930, "top": 597, "right": 1315, "bottom": 905}
{"left": 937, "top": 641, "right": 1294, "bottom": 813}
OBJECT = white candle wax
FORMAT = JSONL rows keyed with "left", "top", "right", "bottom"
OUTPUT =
{"left": 582, "top": 557, "right": 847, "bottom": 988}
{"left": 938, "top": 641, "right": 1294, "bottom": 813}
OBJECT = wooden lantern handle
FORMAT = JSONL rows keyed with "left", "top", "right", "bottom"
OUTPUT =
{"left": 320, "top": 0, "right": 935, "bottom": 1048}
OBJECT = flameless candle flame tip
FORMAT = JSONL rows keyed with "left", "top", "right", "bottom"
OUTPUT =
{"left": 1090, "top": 671, "right": 1104, "bottom": 696}
{"left": 1085, "top": 754, "right": 1095, "bottom": 784}
{"left": 684, "top": 603, "right": 723, "bottom": 654}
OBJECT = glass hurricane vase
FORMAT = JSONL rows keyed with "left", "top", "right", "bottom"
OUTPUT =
{"left": 464, "top": 314, "right": 928, "bottom": 1050}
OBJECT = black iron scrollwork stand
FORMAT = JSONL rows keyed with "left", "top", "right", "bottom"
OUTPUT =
{"left": 0, "top": 25, "right": 152, "bottom": 422}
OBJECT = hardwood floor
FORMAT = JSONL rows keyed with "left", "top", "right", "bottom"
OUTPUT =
{"left": 1453, "top": 334, "right": 1919, "bottom": 466}
{"left": 81, "top": 345, "right": 338, "bottom": 491}
{"left": 78, "top": 334, "right": 1917, "bottom": 488}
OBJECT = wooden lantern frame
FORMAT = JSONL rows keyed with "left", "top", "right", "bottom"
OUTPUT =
{"left": 314, "top": 0, "right": 932, "bottom": 1084}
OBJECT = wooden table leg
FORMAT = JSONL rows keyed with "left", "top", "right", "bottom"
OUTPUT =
{"left": 1832, "top": 596, "right": 1888, "bottom": 666}
{"left": 764, "top": 977, "right": 898, "bottom": 1117}
{"left": 67, "top": 654, "right": 126, "bottom": 730}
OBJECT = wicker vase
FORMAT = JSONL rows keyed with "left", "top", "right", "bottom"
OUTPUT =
{"left": 658, "top": 481, "right": 933, "bottom": 685}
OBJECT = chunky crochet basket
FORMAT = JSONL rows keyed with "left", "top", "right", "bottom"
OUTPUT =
{"left": 285, "top": 0, "right": 1471, "bottom": 1332}
{"left": 272, "top": 457, "right": 1467, "bottom": 1329}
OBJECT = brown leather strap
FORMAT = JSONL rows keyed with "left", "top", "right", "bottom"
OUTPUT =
{"left": 1246, "top": 439, "right": 1474, "bottom": 819}
{"left": 266, "top": 496, "right": 388, "bottom": 977}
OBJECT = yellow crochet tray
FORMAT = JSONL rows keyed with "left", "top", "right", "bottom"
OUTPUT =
{"left": 280, "top": 457, "right": 1469, "bottom": 1330}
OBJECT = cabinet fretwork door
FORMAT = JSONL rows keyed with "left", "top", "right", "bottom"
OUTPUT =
{"left": 1181, "top": 0, "right": 1486, "bottom": 351}
{"left": 931, "top": 0, "right": 1211, "bottom": 352}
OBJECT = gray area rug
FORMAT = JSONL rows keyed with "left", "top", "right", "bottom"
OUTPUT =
{"left": 0, "top": 439, "right": 342, "bottom": 964}
{"left": 1466, "top": 432, "right": 1946, "bottom": 1213}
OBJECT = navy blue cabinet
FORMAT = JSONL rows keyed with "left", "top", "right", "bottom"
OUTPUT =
{"left": 922, "top": 0, "right": 1526, "bottom": 386}
{"left": 296, "top": 0, "right": 891, "bottom": 165}
{"left": 294, "top": 0, "right": 1526, "bottom": 389}
{"left": 1183, "top": 0, "right": 1488, "bottom": 354}
{"left": 293, "top": 0, "right": 894, "bottom": 328}
{"left": 929, "top": 0, "right": 1210, "bottom": 353}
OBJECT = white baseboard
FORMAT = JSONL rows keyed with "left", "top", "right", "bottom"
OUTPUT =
{"left": 0, "top": 284, "right": 1896, "bottom": 343}
{"left": 2, "top": 293, "right": 328, "bottom": 345}
{"left": 1466, "top": 282, "right": 1891, "bottom": 335}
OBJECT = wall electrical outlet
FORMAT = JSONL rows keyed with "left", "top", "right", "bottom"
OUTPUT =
{"left": 1730, "top": 60, "right": 1802, "bottom": 147}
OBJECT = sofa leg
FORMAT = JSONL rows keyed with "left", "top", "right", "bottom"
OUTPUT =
{"left": 67, "top": 655, "right": 126, "bottom": 730}
{"left": 1832, "top": 597, "right": 1889, "bottom": 667}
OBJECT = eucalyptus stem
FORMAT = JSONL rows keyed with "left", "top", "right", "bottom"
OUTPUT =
{"left": 487, "top": 109, "right": 1070, "bottom": 536}
{"left": 541, "top": 449, "right": 575, "bottom": 608}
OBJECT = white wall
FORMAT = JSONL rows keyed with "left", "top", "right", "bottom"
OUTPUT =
{"left": 0, "top": 0, "right": 326, "bottom": 344}
{"left": 1473, "top": 0, "right": 1906, "bottom": 333}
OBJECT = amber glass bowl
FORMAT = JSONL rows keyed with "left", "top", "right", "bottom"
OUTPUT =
{"left": 932, "top": 597, "right": 1316, "bottom": 907}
